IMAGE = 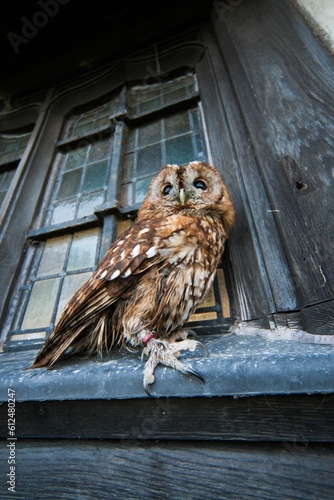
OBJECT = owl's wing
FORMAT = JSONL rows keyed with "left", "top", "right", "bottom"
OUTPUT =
{"left": 29, "top": 218, "right": 172, "bottom": 368}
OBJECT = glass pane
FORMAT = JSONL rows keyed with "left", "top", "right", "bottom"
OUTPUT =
{"left": 135, "top": 177, "right": 151, "bottom": 204}
{"left": 0, "top": 152, "right": 14, "bottom": 164}
{"left": 166, "top": 135, "right": 193, "bottom": 165}
{"left": 165, "top": 112, "right": 190, "bottom": 138}
{"left": 188, "top": 311, "right": 217, "bottom": 322}
{"left": 137, "top": 144, "right": 162, "bottom": 175}
{"left": 128, "top": 75, "right": 195, "bottom": 116}
{"left": 95, "top": 117, "right": 109, "bottom": 129}
{"left": 37, "top": 235, "right": 70, "bottom": 277}
{"left": 10, "top": 332, "right": 46, "bottom": 342}
{"left": 163, "top": 87, "right": 186, "bottom": 105}
{"left": 67, "top": 227, "right": 99, "bottom": 271}
{"left": 21, "top": 278, "right": 60, "bottom": 329}
{"left": 77, "top": 192, "right": 105, "bottom": 219}
{"left": 139, "top": 97, "right": 161, "bottom": 114}
{"left": 0, "top": 132, "right": 30, "bottom": 164}
{"left": 126, "top": 129, "right": 136, "bottom": 151}
{"left": 64, "top": 146, "right": 88, "bottom": 171}
{"left": 57, "top": 169, "right": 82, "bottom": 199}
{"left": 138, "top": 121, "right": 161, "bottom": 147}
{"left": 0, "top": 169, "right": 15, "bottom": 190}
{"left": 56, "top": 272, "right": 92, "bottom": 322}
{"left": 88, "top": 138, "right": 111, "bottom": 162}
{"left": 82, "top": 161, "right": 108, "bottom": 192}
{"left": 77, "top": 192, "right": 104, "bottom": 218}
{"left": 198, "top": 285, "right": 215, "bottom": 308}
{"left": 116, "top": 218, "right": 132, "bottom": 237}
{"left": 122, "top": 152, "right": 134, "bottom": 182}
{"left": 74, "top": 122, "right": 94, "bottom": 136}
{"left": 51, "top": 199, "right": 77, "bottom": 224}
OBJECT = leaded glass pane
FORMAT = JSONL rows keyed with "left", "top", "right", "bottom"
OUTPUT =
{"left": 67, "top": 227, "right": 99, "bottom": 271}
{"left": 64, "top": 145, "right": 88, "bottom": 171}
{"left": 165, "top": 112, "right": 190, "bottom": 138}
{"left": 138, "top": 121, "right": 161, "bottom": 146}
{"left": 135, "top": 177, "right": 151, "bottom": 204}
{"left": 10, "top": 227, "right": 100, "bottom": 343}
{"left": 37, "top": 235, "right": 70, "bottom": 277}
{"left": 0, "top": 131, "right": 31, "bottom": 165}
{"left": 51, "top": 199, "right": 77, "bottom": 224}
{"left": 82, "top": 161, "right": 108, "bottom": 192}
{"left": 137, "top": 144, "right": 162, "bottom": 174}
{"left": 128, "top": 74, "right": 195, "bottom": 116}
{"left": 57, "top": 169, "right": 82, "bottom": 199}
{"left": 77, "top": 192, "right": 105, "bottom": 218}
{"left": 88, "top": 137, "right": 111, "bottom": 162}
{"left": 121, "top": 108, "right": 206, "bottom": 206}
{"left": 56, "top": 272, "right": 92, "bottom": 322}
{"left": 166, "top": 135, "right": 193, "bottom": 165}
{"left": 67, "top": 98, "right": 118, "bottom": 137}
{"left": 48, "top": 134, "right": 113, "bottom": 224}
{"left": 21, "top": 278, "right": 60, "bottom": 330}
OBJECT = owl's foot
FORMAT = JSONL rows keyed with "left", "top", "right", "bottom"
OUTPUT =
{"left": 141, "top": 336, "right": 206, "bottom": 396}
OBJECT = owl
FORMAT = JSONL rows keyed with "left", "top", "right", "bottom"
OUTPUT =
{"left": 30, "top": 161, "right": 235, "bottom": 393}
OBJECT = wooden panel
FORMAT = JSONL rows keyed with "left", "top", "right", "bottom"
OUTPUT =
{"left": 1, "top": 439, "right": 333, "bottom": 499}
{"left": 301, "top": 300, "right": 334, "bottom": 335}
{"left": 211, "top": 0, "right": 334, "bottom": 309}
{"left": 197, "top": 29, "right": 298, "bottom": 319}
{"left": 9, "top": 394, "right": 334, "bottom": 441}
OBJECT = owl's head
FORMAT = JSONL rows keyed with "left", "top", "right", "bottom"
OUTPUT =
{"left": 138, "top": 161, "right": 235, "bottom": 234}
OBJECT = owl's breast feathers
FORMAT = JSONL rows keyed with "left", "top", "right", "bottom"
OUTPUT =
{"left": 97, "top": 213, "right": 227, "bottom": 345}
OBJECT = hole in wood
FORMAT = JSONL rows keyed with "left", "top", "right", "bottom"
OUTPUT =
{"left": 295, "top": 181, "right": 307, "bottom": 190}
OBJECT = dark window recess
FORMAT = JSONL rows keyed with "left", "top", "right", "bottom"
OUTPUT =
{"left": 5, "top": 73, "right": 234, "bottom": 352}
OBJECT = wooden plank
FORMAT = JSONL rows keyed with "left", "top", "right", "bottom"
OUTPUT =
{"left": 1, "top": 440, "right": 333, "bottom": 499}
{"left": 8, "top": 394, "right": 334, "bottom": 441}
{"left": 198, "top": 24, "right": 299, "bottom": 317}
{"left": 196, "top": 39, "right": 276, "bottom": 320}
{"left": 211, "top": 0, "right": 334, "bottom": 308}
{"left": 301, "top": 300, "right": 334, "bottom": 335}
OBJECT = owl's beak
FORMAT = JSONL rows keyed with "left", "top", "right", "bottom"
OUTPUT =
{"left": 179, "top": 188, "right": 186, "bottom": 205}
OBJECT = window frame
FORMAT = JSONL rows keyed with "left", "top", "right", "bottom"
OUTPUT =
{"left": 2, "top": 46, "right": 237, "bottom": 351}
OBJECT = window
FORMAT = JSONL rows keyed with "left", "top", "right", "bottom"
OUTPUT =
{"left": 4, "top": 72, "right": 233, "bottom": 352}
{"left": 0, "top": 131, "right": 31, "bottom": 210}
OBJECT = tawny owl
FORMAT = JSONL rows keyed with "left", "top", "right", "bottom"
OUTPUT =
{"left": 30, "top": 161, "right": 235, "bottom": 393}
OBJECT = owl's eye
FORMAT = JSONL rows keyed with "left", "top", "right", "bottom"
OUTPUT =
{"left": 193, "top": 179, "right": 207, "bottom": 190}
{"left": 162, "top": 184, "right": 173, "bottom": 196}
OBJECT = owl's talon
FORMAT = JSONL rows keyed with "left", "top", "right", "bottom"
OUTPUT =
{"left": 185, "top": 366, "right": 205, "bottom": 383}
{"left": 169, "top": 338, "right": 209, "bottom": 357}
{"left": 142, "top": 337, "right": 205, "bottom": 394}
{"left": 196, "top": 340, "right": 209, "bottom": 357}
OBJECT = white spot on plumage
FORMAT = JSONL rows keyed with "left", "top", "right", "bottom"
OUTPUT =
{"left": 108, "top": 269, "right": 121, "bottom": 280}
{"left": 131, "top": 244, "right": 141, "bottom": 258}
{"left": 146, "top": 246, "right": 159, "bottom": 258}
{"left": 121, "top": 268, "right": 132, "bottom": 278}
{"left": 99, "top": 270, "right": 108, "bottom": 279}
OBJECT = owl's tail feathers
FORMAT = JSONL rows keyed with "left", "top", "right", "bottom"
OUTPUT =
{"left": 27, "top": 322, "right": 90, "bottom": 369}
{"left": 27, "top": 309, "right": 118, "bottom": 370}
